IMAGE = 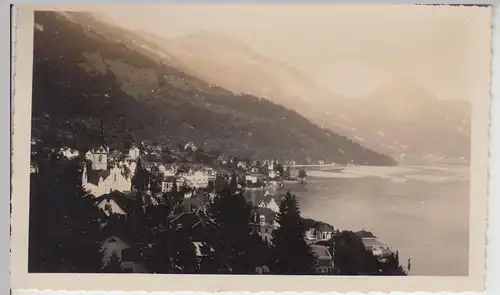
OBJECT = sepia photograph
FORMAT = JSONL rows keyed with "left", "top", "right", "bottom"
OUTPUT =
{"left": 11, "top": 4, "right": 492, "bottom": 293}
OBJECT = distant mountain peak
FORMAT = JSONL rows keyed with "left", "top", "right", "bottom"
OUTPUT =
{"left": 367, "top": 79, "right": 439, "bottom": 104}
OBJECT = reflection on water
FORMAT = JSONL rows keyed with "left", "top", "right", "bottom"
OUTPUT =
{"left": 244, "top": 165, "right": 470, "bottom": 276}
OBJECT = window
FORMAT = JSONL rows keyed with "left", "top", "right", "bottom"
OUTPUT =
{"left": 114, "top": 174, "right": 117, "bottom": 182}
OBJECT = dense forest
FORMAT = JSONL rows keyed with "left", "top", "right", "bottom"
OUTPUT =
{"left": 31, "top": 11, "right": 396, "bottom": 166}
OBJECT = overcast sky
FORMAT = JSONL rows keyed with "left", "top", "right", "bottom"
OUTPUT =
{"left": 90, "top": 4, "right": 491, "bottom": 101}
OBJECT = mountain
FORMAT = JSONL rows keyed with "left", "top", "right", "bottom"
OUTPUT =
{"left": 322, "top": 81, "right": 471, "bottom": 163}
{"left": 31, "top": 11, "right": 396, "bottom": 166}
{"left": 134, "top": 29, "right": 341, "bottom": 118}
{"left": 129, "top": 28, "right": 471, "bottom": 163}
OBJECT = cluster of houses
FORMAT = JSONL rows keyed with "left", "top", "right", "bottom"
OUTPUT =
{"left": 79, "top": 144, "right": 219, "bottom": 199}
{"left": 30, "top": 139, "right": 391, "bottom": 274}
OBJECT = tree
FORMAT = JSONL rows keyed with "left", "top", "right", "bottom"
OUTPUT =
{"left": 29, "top": 151, "right": 102, "bottom": 273}
{"left": 378, "top": 252, "right": 407, "bottom": 275}
{"left": 146, "top": 218, "right": 197, "bottom": 274}
{"left": 282, "top": 167, "right": 291, "bottom": 179}
{"left": 131, "top": 158, "right": 150, "bottom": 191}
{"left": 333, "top": 230, "right": 407, "bottom": 276}
{"left": 333, "top": 231, "right": 378, "bottom": 275}
{"left": 206, "top": 186, "right": 255, "bottom": 273}
{"left": 150, "top": 173, "right": 163, "bottom": 194}
{"left": 228, "top": 172, "right": 238, "bottom": 193}
{"left": 102, "top": 253, "right": 124, "bottom": 273}
{"left": 170, "top": 227, "right": 198, "bottom": 273}
{"left": 276, "top": 163, "right": 285, "bottom": 175}
{"left": 271, "top": 192, "right": 315, "bottom": 274}
{"left": 205, "top": 180, "right": 215, "bottom": 194}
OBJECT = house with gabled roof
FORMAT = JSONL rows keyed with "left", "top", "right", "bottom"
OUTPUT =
{"left": 250, "top": 207, "right": 278, "bottom": 245}
{"left": 310, "top": 244, "right": 335, "bottom": 274}
{"left": 94, "top": 191, "right": 131, "bottom": 217}
{"left": 100, "top": 235, "right": 149, "bottom": 273}
{"left": 83, "top": 164, "right": 132, "bottom": 198}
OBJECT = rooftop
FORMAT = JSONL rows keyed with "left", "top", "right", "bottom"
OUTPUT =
{"left": 310, "top": 244, "right": 332, "bottom": 260}
{"left": 361, "top": 237, "right": 386, "bottom": 247}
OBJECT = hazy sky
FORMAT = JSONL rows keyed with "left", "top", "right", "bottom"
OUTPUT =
{"left": 91, "top": 4, "right": 491, "bottom": 101}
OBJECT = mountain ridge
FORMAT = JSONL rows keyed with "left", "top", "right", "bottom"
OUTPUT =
{"left": 126, "top": 26, "right": 471, "bottom": 162}
{"left": 31, "top": 11, "right": 396, "bottom": 166}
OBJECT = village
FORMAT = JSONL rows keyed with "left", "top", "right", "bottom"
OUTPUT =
{"left": 29, "top": 139, "right": 398, "bottom": 274}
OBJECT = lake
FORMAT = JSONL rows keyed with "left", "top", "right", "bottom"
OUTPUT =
{"left": 246, "top": 165, "right": 470, "bottom": 276}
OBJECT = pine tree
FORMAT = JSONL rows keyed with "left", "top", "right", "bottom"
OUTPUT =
{"left": 228, "top": 172, "right": 238, "bottom": 193}
{"left": 271, "top": 191, "right": 315, "bottom": 275}
{"left": 206, "top": 186, "right": 254, "bottom": 273}
{"left": 131, "top": 158, "right": 150, "bottom": 191}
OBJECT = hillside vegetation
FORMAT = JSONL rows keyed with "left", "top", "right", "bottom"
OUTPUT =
{"left": 31, "top": 11, "right": 396, "bottom": 166}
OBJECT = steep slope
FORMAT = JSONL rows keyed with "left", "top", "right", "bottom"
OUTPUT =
{"left": 31, "top": 11, "right": 396, "bottom": 166}
{"left": 134, "top": 30, "right": 348, "bottom": 119}
{"left": 129, "top": 28, "right": 471, "bottom": 163}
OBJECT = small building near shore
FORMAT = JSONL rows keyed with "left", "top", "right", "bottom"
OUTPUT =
{"left": 246, "top": 173, "right": 267, "bottom": 185}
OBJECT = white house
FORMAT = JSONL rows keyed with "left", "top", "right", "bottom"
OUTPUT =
{"left": 128, "top": 146, "right": 140, "bottom": 160}
{"left": 182, "top": 170, "right": 214, "bottom": 189}
{"left": 306, "top": 224, "right": 334, "bottom": 242}
{"left": 59, "top": 147, "right": 80, "bottom": 159}
{"left": 361, "top": 237, "right": 393, "bottom": 257}
{"left": 268, "top": 170, "right": 278, "bottom": 179}
{"left": 246, "top": 174, "right": 266, "bottom": 184}
{"left": 258, "top": 198, "right": 280, "bottom": 213}
{"left": 237, "top": 161, "right": 249, "bottom": 170}
{"left": 161, "top": 176, "right": 176, "bottom": 193}
{"left": 161, "top": 165, "right": 177, "bottom": 177}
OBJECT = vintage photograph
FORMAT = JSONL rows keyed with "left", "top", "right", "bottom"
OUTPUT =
{"left": 11, "top": 4, "right": 492, "bottom": 293}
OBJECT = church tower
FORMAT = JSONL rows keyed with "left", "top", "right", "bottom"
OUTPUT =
{"left": 91, "top": 146, "right": 108, "bottom": 170}
{"left": 90, "top": 119, "right": 109, "bottom": 170}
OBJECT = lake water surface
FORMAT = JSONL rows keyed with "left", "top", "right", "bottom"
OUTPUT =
{"left": 248, "top": 165, "right": 470, "bottom": 276}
